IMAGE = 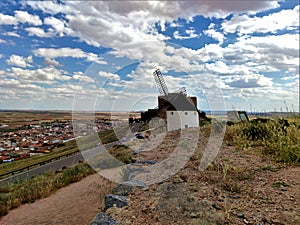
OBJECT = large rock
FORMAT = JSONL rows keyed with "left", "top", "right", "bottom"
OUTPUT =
{"left": 134, "top": 160, "right": 157, "bottom": 165}
{"left": 90, "top": 212, "right": 116, "bottom": 225}
{"left": 112, "top": 180, "right": 146, "bottom": 196}
{"left": 126, "top": 164, "right": 150, "bottom": 181}
{"left": 105, "top": 194, "right": 128, "bottom": 210}
{"left": 157, "top": 182, "right": 224, "bottom": 225}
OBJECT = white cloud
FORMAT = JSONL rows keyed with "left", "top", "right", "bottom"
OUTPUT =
{"left": 197, "top": 33, "right": 299, "bottom": 77}
{"left": 186, "top": 29, "right": 198, "bottom": 37}
{"left": 169, "top": 22, "right": 182, "bottom": 28}
{"left": 1, "top": 1, "right": 297, "bottom": 111}
{"left": 0, "top": 10, "right": 42, "bottom": 26}
{"left": 0, "top": 13, "right": 17, "bottom": 25}
{"left": 72, "top": 72, "right": 95, "bottom": 83}
{"left": 44, "top": 17, "right": 64, "bottom": 32}
{"left": 173, "top": 31, "right": 184, "bottom": 40}
{"left": 195, "top": 44, "right": 224, "bottom": 62}
{"left": 222, "top": 5, "right": 299, "bottom": 35}
{"left": 204, "top": 26, "right": 225, "bottom": 44}
{"left": 233, "top": 34, "right": 299, "bottom": 73}
{"left": 15, "top": 10, "right": 42, "bottom": 26}
{"left": 281, "top": 74, "right": 299, "bottom": 81}
{"left": 44, "top": 16, "right": 73, "bottom": 37}
{"left": 27, "top": 1, "right": 279, "bottom": 19}
{"left": 205, "top": 61, "right": 233, "bottom": 74}
{"left": 25, "top": 1, "right": 279, "bottom": 51}
{"left": 25, "top": 27, "right": 52, "bottom": 38}
{"left": 23, "top": 1, "right": 74, "bottom": 15}
{"left": 98, "top": 71, "right": 120, "bottom": 80}
{"left": 20, "top": 0, "right": 284, "bottom": 82}
{"left": 6, "top": 55, "right": 33, "bottom": 68}
{"left": 173, "top": 28, "right": 199, "bottom": 40}
{"left": 9, "top": 66, "right": 72, "bottom": 84}
{"left": 225, "top": 74, "right": 273, "bottom": 88}
{"left": 11, "top": 67, "right": 55, "bottom": 82}
{"left": 43, "top": 57, "right": 62, "bottom": 67}
{"left": 0, "top": 76, "right": 80, "bottom": 109}
{"left": 33, "top": 47, "right": 99, "bottom": 62}
{"left": 14, "top": 15, "right": 72, "bottom": 38}
{"left": 2, "top": 31, "right": 20, "bottom": 37}
{"left": 0, "top": 78, "right": 43, "bottom": 91}
{"left": 66, "top": 11, "right": 167, "bottom": 50}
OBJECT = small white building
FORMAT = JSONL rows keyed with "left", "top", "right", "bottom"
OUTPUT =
{"left": 140, "top": 92, "right": 202, "bottom": 131}
{"left": 164, "top": 93, "right": 199, "bottom": 131}
{"left": 167, "top": 110, "right": 199, "bottom": 131}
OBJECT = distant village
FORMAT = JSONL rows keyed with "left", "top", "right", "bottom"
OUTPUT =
{"left": 0, "top": 120, "right": 113, "bottom": 163}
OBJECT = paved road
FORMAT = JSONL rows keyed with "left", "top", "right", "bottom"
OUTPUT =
{"left": 0, "top": 141, "right": 120, "bottom": 186}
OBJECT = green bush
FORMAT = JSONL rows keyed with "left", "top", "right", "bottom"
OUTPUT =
{"left": 226, "top": 117, "right": 300, "bottom": 165}
{"left": 242, "top": 121, "right": 270, "bottom": 141}
{"left": 264, "top": 121, "right": 300, "bottom": 164}
{"left": 109, "top": 145, "right": 134, "bottom": 164}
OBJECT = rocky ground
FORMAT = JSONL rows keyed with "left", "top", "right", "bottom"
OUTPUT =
{"left": 107, "top": 127, "right": 300, "bottom": 225}
{"left": 1, "top": 126, "right": 299, "bottom": 225}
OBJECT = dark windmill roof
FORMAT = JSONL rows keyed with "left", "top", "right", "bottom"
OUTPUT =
{"left": 162, "top": 93, "right": 198, "bottom": 111}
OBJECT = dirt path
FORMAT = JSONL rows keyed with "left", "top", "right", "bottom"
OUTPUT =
{"left": 0, "top": 174, "right": 114, "bottom": 225}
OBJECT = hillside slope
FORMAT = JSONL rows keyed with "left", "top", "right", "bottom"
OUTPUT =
{"left": 106, "top": 125, "right": 300, "bottom": 225}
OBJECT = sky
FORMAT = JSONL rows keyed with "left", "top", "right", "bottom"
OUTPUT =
{"left": 0, "top": 0, "right": 299, "bottom": 113}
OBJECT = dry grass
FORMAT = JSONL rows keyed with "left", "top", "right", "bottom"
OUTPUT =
{"left": 225, "top": 116, "right": 300, "bottom": 165}
{"left": 0, "top": 162, "right": 95, "bottom": 217}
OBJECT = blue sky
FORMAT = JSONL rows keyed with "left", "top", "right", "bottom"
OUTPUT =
{"left": 0, "top": 1, "right": 299, "bottom": 112}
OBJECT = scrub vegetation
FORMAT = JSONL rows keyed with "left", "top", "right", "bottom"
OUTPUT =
{"left": 0, "top": 162, "right": 95, "bottom": 217}
{"left": 226, "top": 116, "right": 300, "bottom": 165}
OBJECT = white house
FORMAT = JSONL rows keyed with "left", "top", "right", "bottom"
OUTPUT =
{"left": 167, "top": 110, "right": 199, "bottom": 131}
{"left": 164, "top": 93, "right": 199, "bottom": 131}
{"left": 140, "top": 92, "right": 201, "bottom": 131}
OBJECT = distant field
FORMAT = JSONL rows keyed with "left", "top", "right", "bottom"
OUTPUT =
{"left": 0, "top": 111, "right": 71, "bottom": 129}
{"left": 0, "top": 110, "right": 139, "bottom": 129}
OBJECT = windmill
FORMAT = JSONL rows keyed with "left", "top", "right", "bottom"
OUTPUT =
{"left": 153, "top": 68, "right": 169, "bottom": 96}
{"left": 153, "top": 68, "right": 186, "bottom": 97}
{"left": 139, "top": 68, "right": 208, "bottom": 130}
